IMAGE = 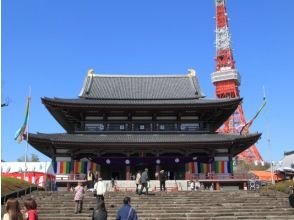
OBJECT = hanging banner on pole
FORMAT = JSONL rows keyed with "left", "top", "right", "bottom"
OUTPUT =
{"left": 240, "top": 97, "right": 266, "bottom": 135}
{"left": 14, "top": 96, "right": 31, "bottom": 143}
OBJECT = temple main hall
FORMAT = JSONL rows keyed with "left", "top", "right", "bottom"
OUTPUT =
{"left": 28, "top": 69, "right": 261, "bottom": 181}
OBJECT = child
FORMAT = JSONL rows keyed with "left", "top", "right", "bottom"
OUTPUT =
{"left": 74, "top": 181, "right": 85, "bottom": 214}
{"left": 23, "top": 198, "right": 38, "bottom": 220}
{"left": 3, "top": 198, "right": 23, "bottom": 220}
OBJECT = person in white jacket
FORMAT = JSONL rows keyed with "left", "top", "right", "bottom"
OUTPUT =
{"left": 94, "top": 177, "right": 106, "bottom": 203}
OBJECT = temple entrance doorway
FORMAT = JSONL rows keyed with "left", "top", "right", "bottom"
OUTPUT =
{"left": 101, "top": 165, "right": 126, "bottom": 180}
{"left": 132, "top": 162, "right": 156, "bottom": 180}
{"left": 161, "top": 163, "right": 185, "bottom": 180}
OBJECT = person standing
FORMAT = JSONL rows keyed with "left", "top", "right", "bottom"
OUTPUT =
{"left": 94, "top": 171, "right": 99, "bottom": 182}
{"left": 139, "top": 168, "right": 149, "bottom": 195}
{"left": 111, "top": 177, "right": 115, "bottom": 188}
{"left": 195, "top": 179, "right": 201, "bottom": 191}
{"left": 3, "top": 198, "right": 23, "bottom": 220}
{"left": 74, "top": 181, "right": 85, "bottom": 214}
{"left": 87, "top": 170, "right": 95, "bottom": 189}
{"left": 23, "top": 198, "right": 38, "bottom": 220}
{"left": 92, "top": 200, "right": 108, "bottom": 220}
{"left": 94, "top": 177, "right": 106, "bottom": 202}
{"left": 190, "top": 180, "right": 195, "bottom": 191}
{"left": 135, "top": 171, "right": 141, "bottom": 194}
{"left": 159, "top": 170, "right": 166, "bottom": 191}
{"left": 116, "top": 196, "right": 138, "bottom": 220}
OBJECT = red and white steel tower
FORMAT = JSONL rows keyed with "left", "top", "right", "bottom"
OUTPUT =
{"left": 211, "top": 0, "right": 262, "bottom": 163}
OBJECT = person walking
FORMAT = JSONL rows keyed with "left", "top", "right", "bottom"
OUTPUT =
{"left": 3, "top": 198, "right": 23, "bottom": 220}
{"left": 74, "top": 181, "right": 85, "bottom": 214}
{"left": 94, "top": 177, "right": 106, "bottom": 202}
{"left": 135, "top": 171, "right": 141, "bottom": 194}
{"left": 116, "top": 196, "right": 138, "bottom": 220}
{"left": 139, "top": 168, "right": 149, "bottom": 195}
{"left": 159, "top": 170, "right": 166, "bottom": 191}
{"left": 23, "top": 198, "right": 38, "bottom": 220}
{"left": 92, "top": 200, "right": 107, "bottom": 220}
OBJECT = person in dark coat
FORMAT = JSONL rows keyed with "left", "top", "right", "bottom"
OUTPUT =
{"left": 93, "top": 200, "right": 107, "bottom": 220}
{"left": 139, "top": 168, "right": 149, "bottom": 195}
{"left": 116, "top": 197, "right": 137, "bottom": 220}
{"left": 159, "top": 170, "right": 167, "bottom": 191}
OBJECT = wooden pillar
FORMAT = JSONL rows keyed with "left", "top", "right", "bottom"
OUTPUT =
{"left": 185, "top": 163, "right": 191, "bottom": 180}
{"left": 211, "top": 152, "right": 215, "bottom": 175}
{"left": 49, "top": 154, "right": 56, "bottom": 191}
{"left": 96, "top": 164, "right": 101, "bottom": 178}
{"left": 216, "top": 182, "right": 220, "bottom": 191}
{"left": 70, "top": 154, "right": 75, "bottom": 180}
{"left": 51, "top": 155, "right": 56, "bottom": 173}
{"left": 156, "top": 164, "right": 160, "bottom": 180}
{"left": 67, "top": 156, "right": 74, "bottom": 191}
{"left": 126, "top": 165, "right": 131, "bottom": 180}
{"left": 229, "top": 152, "right": 233, "bottom": 175}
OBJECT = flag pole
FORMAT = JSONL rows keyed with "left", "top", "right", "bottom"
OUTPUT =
{"left": 263, "top": 86, "right": 274, "bottom": 185}
{"left": 24, "top": 87, "right": 31, "bottom": 181}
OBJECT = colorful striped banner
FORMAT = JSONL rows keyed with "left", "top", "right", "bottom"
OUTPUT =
{"left": 74, "top": 161, "right": 88, "bottom": 174}
{"left": 54, "top": 161, "right": 99, "bottom": 174}
{"left": 199, "top": 163, "right": 211, "bottom": 174}
{"left": 87, "top": 162, "right": 98, "bottom": 172}
{"left": 215, "top": 161, "right": 232, "bottom": 174}
{"left": 186, "top": 162, "right": 212, "bottom": 174}
{"left": 56, "top": 161, "right": 71, "bottom": 174}
{"left": 186, "top": 162, "right": 199, "bottom": 174}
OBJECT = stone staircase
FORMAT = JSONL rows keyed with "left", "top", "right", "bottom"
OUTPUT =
{"left": 18, "top": 190, "right": 293, "bottom": 220}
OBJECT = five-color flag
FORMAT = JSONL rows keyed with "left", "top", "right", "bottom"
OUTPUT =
{"left": 14, "top": 96, "right": 31, "bottom": 143}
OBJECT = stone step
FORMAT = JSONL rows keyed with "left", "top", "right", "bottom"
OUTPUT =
{"left": 38, "top": 214, "right": 294, "bottom": 220}
{"left": 17, "top": 190, "right": 293, "bottom": 220}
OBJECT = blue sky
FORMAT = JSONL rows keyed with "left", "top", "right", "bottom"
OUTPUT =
{"left": 2, "top": 0, "right": 294, "bottom": 163}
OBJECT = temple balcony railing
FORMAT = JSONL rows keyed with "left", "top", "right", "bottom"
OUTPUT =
{"left": 56, "top": 173, "right": 86, "bottom": 181}
{"left": 79, "top": 120, "right": 210, "bottom": 132}
{"left": 190, "top": 173, "right": 250, "bottom": 180}
{"left": 76, "top": 121, "right": 210, "bottom": 133}
{"left": 73, "top": 130, "right": 212, "bottom": 134}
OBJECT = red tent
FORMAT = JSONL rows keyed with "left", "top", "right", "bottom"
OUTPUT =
{"left": 249, "top": 170, "right": 282, "bottom": 181}
{"left": 1, "top": 162, "right": 55, "bottom": 188}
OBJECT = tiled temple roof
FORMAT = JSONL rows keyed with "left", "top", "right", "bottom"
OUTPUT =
{"left": 79, "top": 72, "right": 205, "bottom": 100}
{"left": 29, "top": 132, "right": 260, "bottom": 144}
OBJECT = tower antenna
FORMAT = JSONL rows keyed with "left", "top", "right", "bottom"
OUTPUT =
{"left": 211, "top": 0, "right": 262, "bottom": 163}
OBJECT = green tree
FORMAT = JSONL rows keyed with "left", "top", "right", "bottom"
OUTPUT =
{"left": 17, "top": 153, "right": 40, "bottom": 162}
{"left": 235, "top": 160, "right": 271, "bottom": 173}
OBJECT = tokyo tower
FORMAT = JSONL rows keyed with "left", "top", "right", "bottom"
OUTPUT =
{"left": 211, "top": 0, "right": 263, "bottom": 163}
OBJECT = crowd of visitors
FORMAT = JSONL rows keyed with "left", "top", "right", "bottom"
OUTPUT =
{"left": 3, "top": 167, "right": 172, "bottom": 220}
